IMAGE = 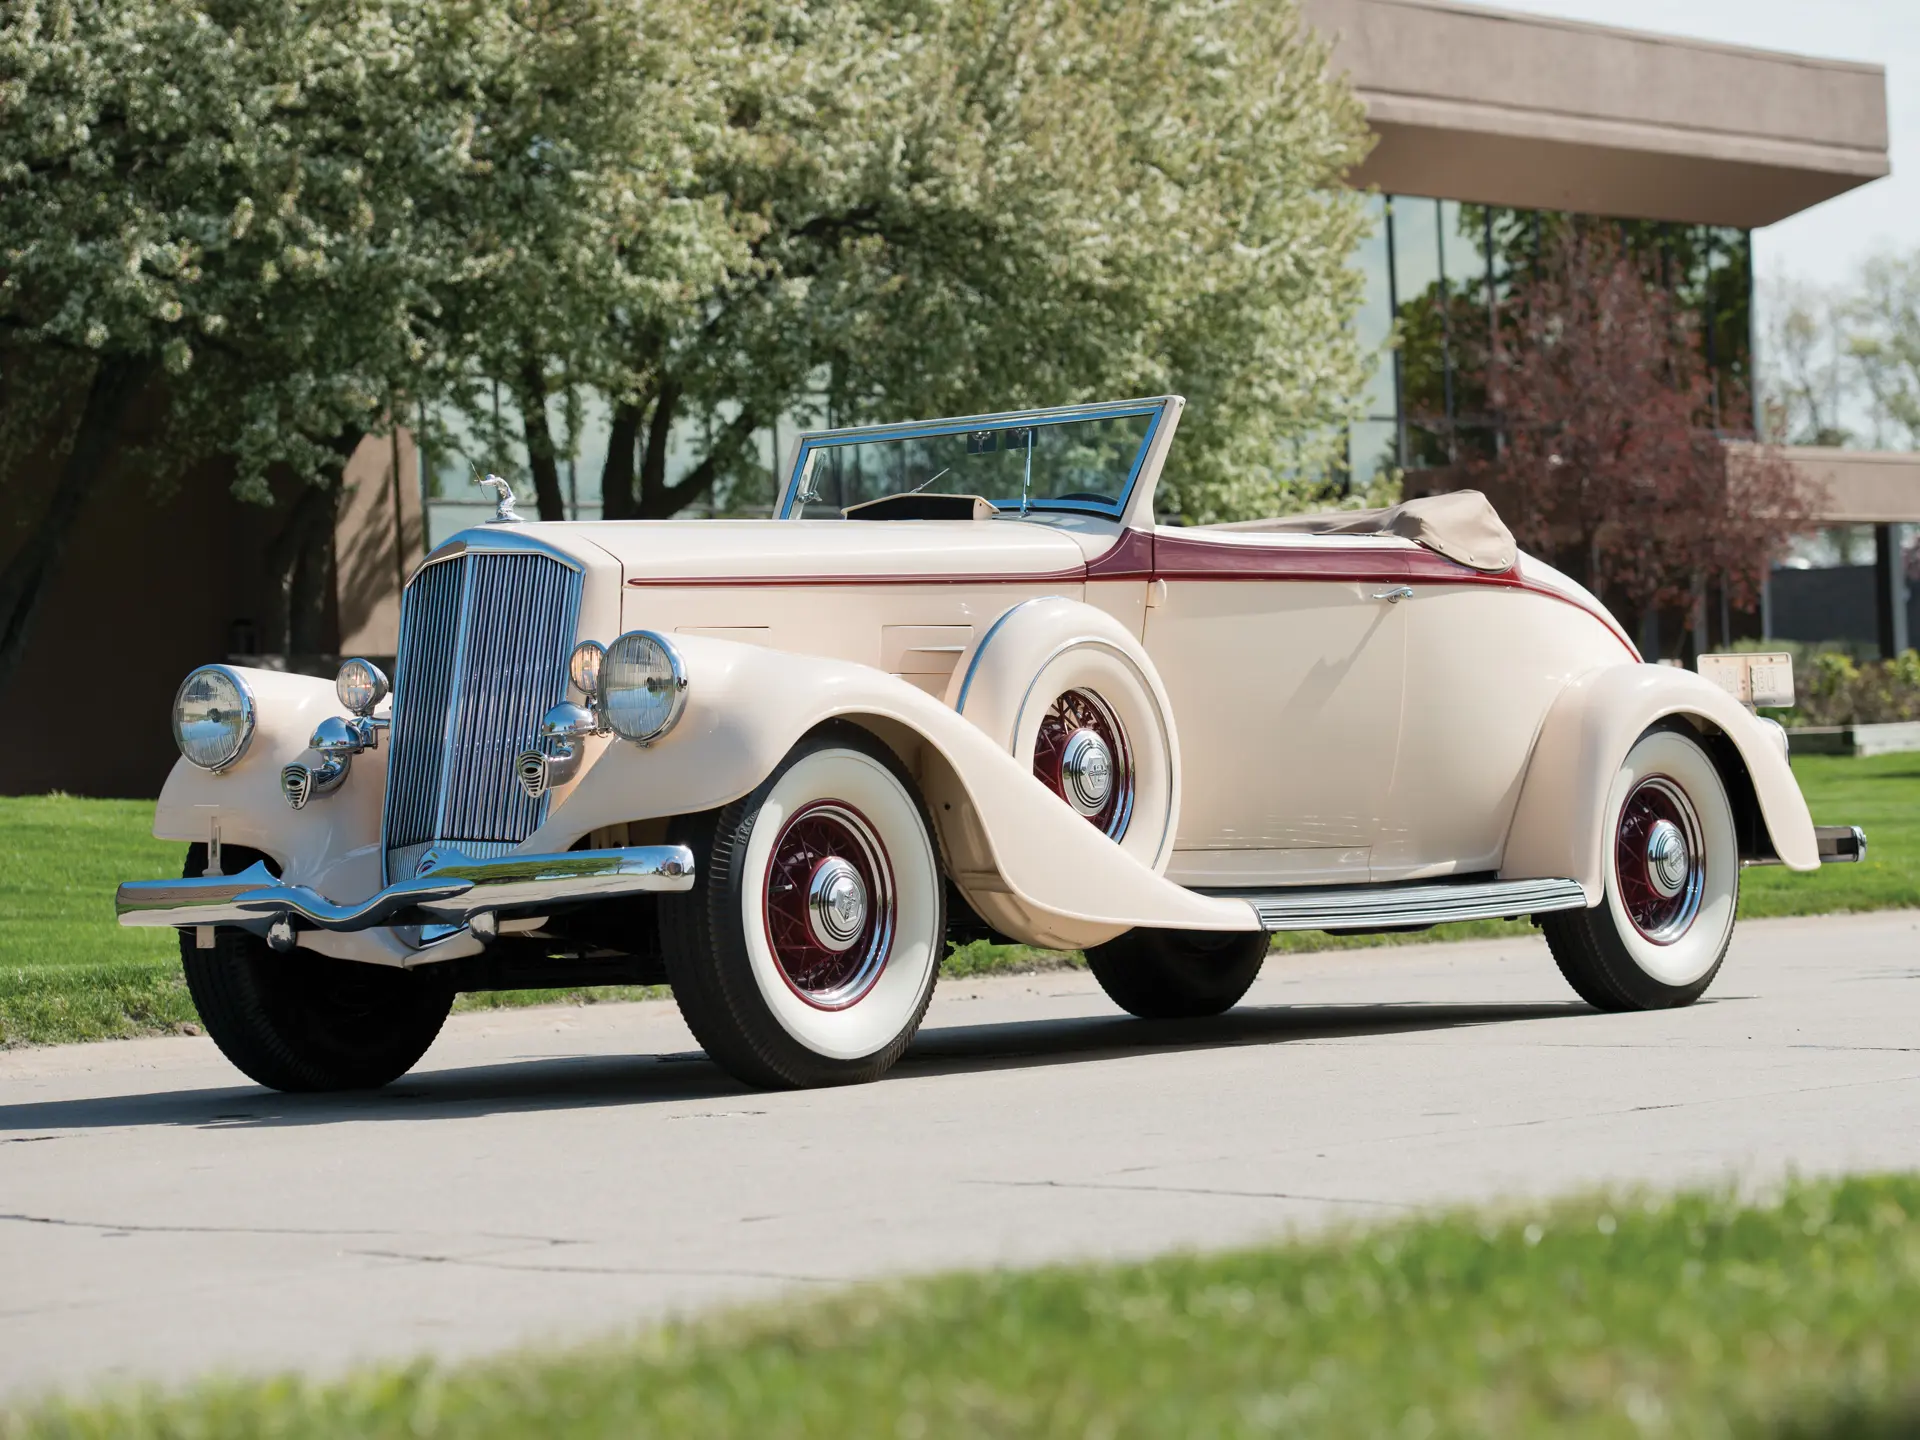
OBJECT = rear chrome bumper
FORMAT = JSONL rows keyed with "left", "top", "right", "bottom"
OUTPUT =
{"left": 1814, "top": 825, "right": 1867, "bottom": 864}
{"left": 115, "top": 845, "right": 696, "bottom": 937}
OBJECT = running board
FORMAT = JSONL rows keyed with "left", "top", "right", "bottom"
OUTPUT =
{"left": 1206, "top": 877, "right": 1590, "bottom": 934}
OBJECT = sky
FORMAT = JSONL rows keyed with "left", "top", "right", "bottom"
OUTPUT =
{"left": 1478, "top": 0, "right": 1916, "bottom": 294}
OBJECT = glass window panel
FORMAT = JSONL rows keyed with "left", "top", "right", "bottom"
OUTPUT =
{"left": 1392, "top": 197, "right": 1442, "bottom": 317}
{"left": 1391, "top": 198, "right": 1445, "bottom": 463}
{"left": 789, "top": 408, "right": 1158, "bottom": 519}
{"left": 1348, "top": 419, "right": 1399, "bottom": 487}
{"left": 1354, "top": 195, "right": 1396, "bottom": 422}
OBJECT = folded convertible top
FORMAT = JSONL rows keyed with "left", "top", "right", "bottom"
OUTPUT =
{"left": 1203, "top": 489, "right": 1517, "bottom": 573}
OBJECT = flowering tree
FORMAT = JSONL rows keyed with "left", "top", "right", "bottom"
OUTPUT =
{"left": 1466, "top": 230, "right": 1817, "bottom": 645}
{"left": 0, "top": 0, "right": 721, "bottom": 677}
{"left": 500, "top": 0, "right": 1376, "bottom": 525}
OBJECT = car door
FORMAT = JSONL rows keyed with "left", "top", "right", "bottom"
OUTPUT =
{"left": 1142, "top": 529, "right": 1412, "bottom": 887}
{"left": 1372, "top": 564, "right": 1633, "bottom": 880}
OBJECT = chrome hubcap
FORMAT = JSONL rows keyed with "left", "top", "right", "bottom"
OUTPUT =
{"left": 764, "top": 802, "right": 896, "bottom": 1009}
{"left": 1059, "top": 728, "right": 1114, "bottom": 817}
{"left": 1033, "top": 689, "right": 1134, "bottom": 840}
{"left": 806, "top": 856, "right": 869, "bottom": 952}
{"left": 1645, "top": 818, "right": 1689, "bottom": 898}
{"left": 1615, "top": 776, "right": 1705, "bottom": 945}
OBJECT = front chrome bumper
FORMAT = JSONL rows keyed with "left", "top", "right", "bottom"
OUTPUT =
{"left": 115, "top": 845, "right": 696, "bottom": 939}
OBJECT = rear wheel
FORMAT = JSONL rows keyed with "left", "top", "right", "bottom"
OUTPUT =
{"left": 1086, "top": 928, "right": 1269, "bottom": 1019}
{"left": 660, "top": 726, "right": 946, "bottom": 1088}
{"left": 1541, "top": 725, "right": 1739, "bottom": 1011}
{"left": 178, "top": 845, "right": 454, "bottom": 1091}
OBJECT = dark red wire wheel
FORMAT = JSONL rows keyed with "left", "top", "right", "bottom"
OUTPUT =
{"left": 761, "top": 801, "right": 896, "bottom": 1010}
{"left": 1032, "top": 688, "right": 1134, "bottom": 840}
{"left": 1613, "top": 775, "right": 1705, "bottom": 944}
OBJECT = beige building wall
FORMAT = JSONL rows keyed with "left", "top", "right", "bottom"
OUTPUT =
{"left": 334, "top": 430, "right": 425, "bottom": 657}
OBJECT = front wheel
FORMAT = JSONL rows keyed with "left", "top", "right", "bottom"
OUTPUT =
{"left": 659, "top": 725, "right": 946, "bottom": 1088}
{"left": 179, "top": 846, "right": 454, "bottom": 1091}
{"left": 1086, "top": 928, "right": 1269, "bottom": 1019}
{"left": 1541, "top": 724, "right": 1739, "bottom": 1011}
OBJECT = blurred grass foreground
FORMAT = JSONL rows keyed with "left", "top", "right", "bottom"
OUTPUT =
{"left": 3, "top": 751, "right": 1916, "bottom": 1047}
{"left": 5, "top": 1174, "right": 1918, "bottom": 1437}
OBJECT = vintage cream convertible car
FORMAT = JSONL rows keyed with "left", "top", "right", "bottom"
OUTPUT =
{"left": 119, "top": 396, "right": 1864, "bottom": 1091}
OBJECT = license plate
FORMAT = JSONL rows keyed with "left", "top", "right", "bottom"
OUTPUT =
{"left": 1697, "top": 652, "right": 1795, "bottom": 708}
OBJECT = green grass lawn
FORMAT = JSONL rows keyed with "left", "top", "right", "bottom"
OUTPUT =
{"left": 7, "top": 1173, "right": 1917, "bottom": 1437}
{"left": 3, "top": 752, "right": 1913, "bottom": 1048}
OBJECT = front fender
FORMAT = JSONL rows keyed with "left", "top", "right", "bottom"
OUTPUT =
{"left": 151, "top": 668, "right": 388, "bottom": 902}
{"left": 1501, "top": 663, "right": 1817, "bottom": 901}
{"left": 527, "top": 635, "right": 1256, "bottom": 949}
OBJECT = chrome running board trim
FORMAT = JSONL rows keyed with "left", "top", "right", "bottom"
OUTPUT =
{"left": 1205, "top": 876, "right": 1589, "bottom": 933}
{"left": 116, "top": 845, "right": 696, "bottom": 935}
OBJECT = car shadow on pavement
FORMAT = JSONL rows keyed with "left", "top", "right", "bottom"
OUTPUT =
{"left": 899, "top": 1000, "right": 1597, "bottom": 1079}
{"left": 0, "top": 999, "right": 1602, "bottom": 1134}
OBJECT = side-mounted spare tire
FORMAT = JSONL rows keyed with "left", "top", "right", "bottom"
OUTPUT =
{"left": 951, "top": 597, "right": 1181, "bottom": 873}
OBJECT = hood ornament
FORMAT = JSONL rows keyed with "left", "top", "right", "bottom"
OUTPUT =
{"left": 476, "top": 473, "right": 524, "bottom": 524}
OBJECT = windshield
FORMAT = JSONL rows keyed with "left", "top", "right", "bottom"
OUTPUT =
{"left": 780, "top": 402, "right": 1165, "bottom": 519}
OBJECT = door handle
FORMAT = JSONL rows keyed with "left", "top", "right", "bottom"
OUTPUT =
{"left": 1372, "top": 585, "right": 1414, "bottom": 603}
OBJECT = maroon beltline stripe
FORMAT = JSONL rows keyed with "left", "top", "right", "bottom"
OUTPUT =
{"left": 622, "top": 526, "right": 1638, "bottom": 657}
{"left": 625, "top": 566, "right": 1089, "bottom": 588}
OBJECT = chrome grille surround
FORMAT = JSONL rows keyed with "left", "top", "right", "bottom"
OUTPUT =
{"left": 383, "top": 533, "right": 585, "bottom": 884}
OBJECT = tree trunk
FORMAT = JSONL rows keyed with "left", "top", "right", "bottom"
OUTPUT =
{"left": 629, "top": 377, "right": 763, "bottom": 520}
{"left": 600, "top": 401, "right": 641, "bottom": 519}
{"left": 636, "top": 381, "right": 682, "bottom": 516}
{"left": 263, "top": 430, "right": 362, "bottom": 660}
{"left": 263, "top": 480, "right": 338, "bottom": 657}
{"left": 517, "top": 359, "right": 567, "bottom": 522}
{"left": 0, "top": 357, "right": 153, "bottom": 694}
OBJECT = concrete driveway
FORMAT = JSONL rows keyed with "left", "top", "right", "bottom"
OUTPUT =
{"left": 3, "top": 910, "right": 1917, "bottom": 1400}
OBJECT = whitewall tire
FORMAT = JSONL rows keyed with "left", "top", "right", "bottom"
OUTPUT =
{"left": 1541, "top": 724, "right": 1739, "bottom": 1010}
{"left": 660, "top": 724, "right": 945, "bottom": 1088}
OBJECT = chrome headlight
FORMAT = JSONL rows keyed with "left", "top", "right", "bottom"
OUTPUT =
{"left": 172, "top": 666, "right": 256, "bottom": 772}
{"left": 336, "top": 657, "right": 389, "bottom": 716}
{"left": 601, "top": 631, "right": 687, "bottom": 744}
{"left": 569, "top": 640, "right": 606, "bottom": 698}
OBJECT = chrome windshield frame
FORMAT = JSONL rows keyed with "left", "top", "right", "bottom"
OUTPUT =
{"left": 774, "top": 396, "right": 1179, "bottom": 521}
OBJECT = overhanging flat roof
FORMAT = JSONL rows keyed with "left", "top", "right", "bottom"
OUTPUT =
{"left": 1302, "top": 0, "right": 1891, "bottom": 227}
{"left": 1774, "top": 447, "right": 1920, "bottom": 525}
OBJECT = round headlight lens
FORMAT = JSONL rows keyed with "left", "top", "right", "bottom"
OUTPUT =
{"left": 336, "top": 657, "right": 389, "bottom": 716}
{"left": 602, "top": 631, "right": 687, "bottom": 743}
{"left": 172, "top": 666, "right": 256, "bottom": 771}
{"left": 569, "top": 640, "right": 606, "bottom": 698}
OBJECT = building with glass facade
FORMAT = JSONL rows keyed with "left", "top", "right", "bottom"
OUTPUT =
{"left": 0, "top": 0, "right": 1901, "bottom": 796}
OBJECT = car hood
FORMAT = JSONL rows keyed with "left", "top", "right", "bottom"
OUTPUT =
{"left": 522, "top": 517, "right": 1093, "bottom": 585}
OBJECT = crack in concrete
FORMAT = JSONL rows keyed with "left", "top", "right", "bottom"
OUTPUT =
{"left": 0, "top": 1212, "right": 589, "bottom": 1248}
{"left": 1097, "top": 1069, "right": 1920, "bottom": 1181}
{"left": 344, "top": 1247, "right": 835, "bottom": 1285}
{"left": 967, "top": 1178, "right": 1413, "bottom": 1209}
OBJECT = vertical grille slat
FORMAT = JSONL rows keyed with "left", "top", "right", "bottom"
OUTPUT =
{"left": 382, "top": 545, "right": 583, "bottom": 880}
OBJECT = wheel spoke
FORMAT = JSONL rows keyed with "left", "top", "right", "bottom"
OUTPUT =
{"left": 1033, "top": 687, "right": 1134, "bottom": 840}
{"left": 763, "top": 802, "right": 895, "bottom": 1009}
{"left": 1613, "top": 775, "right": 1705, "bottom": 944}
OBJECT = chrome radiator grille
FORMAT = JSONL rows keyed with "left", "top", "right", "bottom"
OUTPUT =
{"left": 382, "top": 545, "right": 583, "bottom": 879}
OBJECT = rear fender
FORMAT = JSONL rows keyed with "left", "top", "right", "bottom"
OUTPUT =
{"left": 530, "top": 635, "right": 1255, "bottom": 950}
{"left": 1501, "top": 664, "right": 1817, "bottom": 902}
